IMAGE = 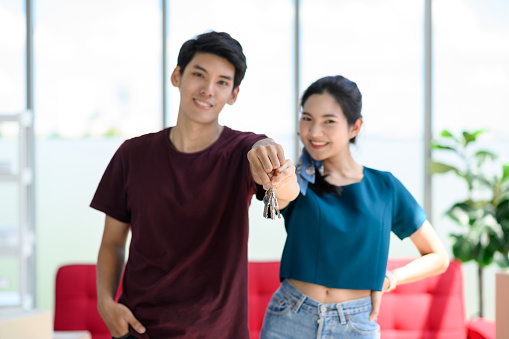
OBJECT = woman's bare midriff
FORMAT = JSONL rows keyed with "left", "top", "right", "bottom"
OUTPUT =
{"left": 288, "top": 278, "right": 371, "bottom": 303}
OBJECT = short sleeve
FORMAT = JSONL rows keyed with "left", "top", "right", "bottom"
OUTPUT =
{"left": 235, "top": 132, "right": 267, "bottom": 197}
{"left": 90, "top": 142, "right": 131, "bottom": 223}
{"left": 390, "top": 173, "right": 427, "bottom": 240}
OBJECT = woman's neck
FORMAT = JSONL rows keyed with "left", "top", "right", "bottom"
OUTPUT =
{"left": 321, "top": 154, "right": 363, "bottom": 186}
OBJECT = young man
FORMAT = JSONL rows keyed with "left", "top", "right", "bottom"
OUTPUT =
{"left": 91, "top": 31, "right": 299, "bottom": 339}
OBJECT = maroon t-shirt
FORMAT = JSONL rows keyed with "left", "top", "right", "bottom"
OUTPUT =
{"left": 90, "top": 126, "right": 266, "bottom": 338}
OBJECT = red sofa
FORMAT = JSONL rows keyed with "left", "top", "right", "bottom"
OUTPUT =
{"left": 54, "top": 259, "right": 494, "bottom": 339}
{"left": 247, "top": 259, "right": 495, "bottom": 339}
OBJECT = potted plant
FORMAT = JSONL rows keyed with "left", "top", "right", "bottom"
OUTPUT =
{"left": 430, "top": 129, "right": 509, "bottom": 317}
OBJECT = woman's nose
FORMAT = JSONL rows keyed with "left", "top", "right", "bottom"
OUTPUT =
{"left": 308, "top": 123, "right": 322, "bottom": 136}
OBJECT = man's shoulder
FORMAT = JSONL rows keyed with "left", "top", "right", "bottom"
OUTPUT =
{"left": 222, "top": 126, "right": 266, "bottom": 144}
{"left": 121, "top": 128, "right": 168, "bottom": 150}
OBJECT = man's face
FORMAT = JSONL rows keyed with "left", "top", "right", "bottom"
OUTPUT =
{"left": 171, "top": 52, "right": 239, "bottom": 125}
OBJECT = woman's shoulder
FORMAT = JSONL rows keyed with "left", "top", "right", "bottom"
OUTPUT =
{"left": 363, "top": 166, "right": 394, "bottom": 180}
{"left": 363, "top": 167, "right": 400, "bottom": 188}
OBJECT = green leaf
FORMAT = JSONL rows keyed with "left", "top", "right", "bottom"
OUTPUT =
{"left": 503, "top": 163, "right": 509, "bottom": 183}
{"left": 446, "top": 202, "right": 474, "bottom": 225}
{"left": 495, "top": 254, "right": 509, "bottom": 268}
{"left": 474, "top": 150, "right": 498, "bottom": 164}
{"left": 471, "top": 129, "right": 489, "bottom": 138}
{"left": 473, "top": 174, "right": 497, "bottom": 191}
{"left": 451, "top": 234, "right": 475, "bottom": 262}
{"left": 496, "top": 199, "right": 509, "bottom": 224}
{"left": 429, "top": 161, "right": 459, "bottom": 175}
{"left": 431, "top": 144, "right": 457, "bottom": 152}
{"left": 440, "top": 129, "right": 456, "bottom": 139}
{"left": 463, "top": 131, "right": 476, "bottom": 146}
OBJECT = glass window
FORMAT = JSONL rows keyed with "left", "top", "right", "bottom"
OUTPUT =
{"left": 0, "top": 0, "right": 25, "bottom": 309}
{"left": 434, "top": 0, "right": 509, "bottom": 141}
{"left": 433, "top": 0, "right": 509, "bottom": 321}
{"left": 301, "top": 0, "right": 425, "bottom": 256}
{"left": 0, "top": 0, "right": 25, "bottom": 113}
{"left": 34, "top": 0, "right": 162, "bottom": 310}
{"left": 166, "top": 0, "right": 295, "bottom": 260}
{"left": 35, "top": 0, "right": 162, "bottom": 138}
{"left": 166, "top": 0, "right": 295, "bottom": 157}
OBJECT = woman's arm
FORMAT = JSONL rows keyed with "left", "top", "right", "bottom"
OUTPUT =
{"left": 389, "top": 220, "right": 450, "bottom": 287}
{"left": 370, "top": 220, "right": 449, "bottom": 321}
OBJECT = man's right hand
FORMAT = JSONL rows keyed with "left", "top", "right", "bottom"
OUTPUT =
{"left": 98, "top": 298, "right": 146, "bottom": 337}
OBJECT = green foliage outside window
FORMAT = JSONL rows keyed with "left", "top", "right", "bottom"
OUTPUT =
{"left": 430, "top": 129, "right": 509, "bottom": 318}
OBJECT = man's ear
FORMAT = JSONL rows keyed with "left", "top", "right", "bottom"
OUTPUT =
{"left": 227, "top": 87, "right": 240, "bottom": 105}
{"left": 350, "top": 118, "right": 363, "bottom": 139}
{"left": 170, "top": 66, "right": 181, "bottom": 87}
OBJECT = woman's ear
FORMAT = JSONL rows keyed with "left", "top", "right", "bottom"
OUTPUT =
{"left": 350, "top": 118, "right": 363, "bottom": 138}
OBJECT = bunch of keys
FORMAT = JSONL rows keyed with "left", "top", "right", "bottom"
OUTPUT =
{"left": 263, "top": 186, "right": 281, "bottom": 219}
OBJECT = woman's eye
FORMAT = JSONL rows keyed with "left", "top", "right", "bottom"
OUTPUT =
{"left": 301, "top": 117, "right": 311, "bottom": 122}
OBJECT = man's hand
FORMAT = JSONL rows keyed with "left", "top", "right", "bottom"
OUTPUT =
{"left": 98, "top": 298, "right": 146, "bottom": 338}
{"left": 248, "top": 138, "right": 286, "bottom": 189}
{"left": 248, "top": 138, "right": 299, "bottom": 209}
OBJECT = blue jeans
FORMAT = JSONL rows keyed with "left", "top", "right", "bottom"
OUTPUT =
{"left": 260, "top": 279, "right": 380, "bottom": 339}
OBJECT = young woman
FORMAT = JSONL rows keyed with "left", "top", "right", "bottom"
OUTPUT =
{"left": 260, "top": 75, "right": 449, "bottom": 339}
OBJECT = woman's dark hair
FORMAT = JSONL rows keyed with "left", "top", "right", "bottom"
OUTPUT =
{"left": 177, "top": 31, "right": 247, "bottom": 90}
{"left": 301, "top": 75, "right": 363, "bottom": 196}
{"left": 300, "top": 75, "right": 362, "bottom": 144}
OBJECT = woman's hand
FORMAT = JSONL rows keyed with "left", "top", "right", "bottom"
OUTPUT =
{"left": 369, "top": 275, "right": 391, "bottom": 322}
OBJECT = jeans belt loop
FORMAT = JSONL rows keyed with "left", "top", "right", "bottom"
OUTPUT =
{"left": 336, "top": 303, "right": 347, "bottom": 324}
{"left": 292, "top": 294, "right": 306, "bottom": 313}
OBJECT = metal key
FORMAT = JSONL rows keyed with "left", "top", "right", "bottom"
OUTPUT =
{"left": 263, "top": 187, "right": 281, "bottom": 219}
{"left": 263, "top": 191, "right": 271, "bottom": 218}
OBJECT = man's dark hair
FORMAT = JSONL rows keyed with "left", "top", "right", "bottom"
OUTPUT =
{"left": 177, "top": 31, "right": 247, "bottom": 90}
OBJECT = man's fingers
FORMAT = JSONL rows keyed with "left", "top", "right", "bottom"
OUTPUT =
{"left": 127, "top": 313, "right": 146, "bottom": 334}
{"left": 248, "top": 146, "right": 286, "bottom": 189}
{"left": 259, "top": 145, "right": 282, "bottom": 171}
{"left": 271, "top": 160, "right": 295, "bottom": 187}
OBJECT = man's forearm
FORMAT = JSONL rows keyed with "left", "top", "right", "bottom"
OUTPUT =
{"left": 97, "top": 244, "right": 125, "bottom": 304}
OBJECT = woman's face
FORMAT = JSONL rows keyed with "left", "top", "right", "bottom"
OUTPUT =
{"left": 299, "top": 93, "right": 359, "bottom": 162}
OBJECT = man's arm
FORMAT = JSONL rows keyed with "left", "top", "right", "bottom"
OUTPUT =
{"left": 247, "top": 138, "right": 299, "bottom": 209}
{"left": 97, "top": 215, "right": 146, "bottom": 337}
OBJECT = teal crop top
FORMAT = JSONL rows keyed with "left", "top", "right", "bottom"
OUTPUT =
{"left": 280, "top": 167, "right": 427, "bottom": 291}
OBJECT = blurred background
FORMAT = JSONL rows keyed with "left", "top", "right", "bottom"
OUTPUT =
{"left": 1, "top": 0, "right": 508, "bottom": 323}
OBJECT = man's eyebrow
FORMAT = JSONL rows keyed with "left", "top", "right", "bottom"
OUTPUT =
{"left": 193, "top": 64, "right": 233, "bottom": 81}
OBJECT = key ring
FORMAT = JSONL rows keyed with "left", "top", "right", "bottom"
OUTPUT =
{"left": 263, "top": 185, "right": 281, "bottom": 220}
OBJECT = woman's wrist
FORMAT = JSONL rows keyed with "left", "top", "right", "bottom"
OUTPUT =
{"left": 385, "top": 270, "right": 396, "bottom": 292}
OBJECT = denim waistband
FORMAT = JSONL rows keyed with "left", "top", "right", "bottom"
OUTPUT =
{"left": 279, "top": 278, "right": 372, "bottom": 316}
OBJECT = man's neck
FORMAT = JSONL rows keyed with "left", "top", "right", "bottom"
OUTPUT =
{"left": 170, "top": 119, "right": 223, "bottom": 153}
